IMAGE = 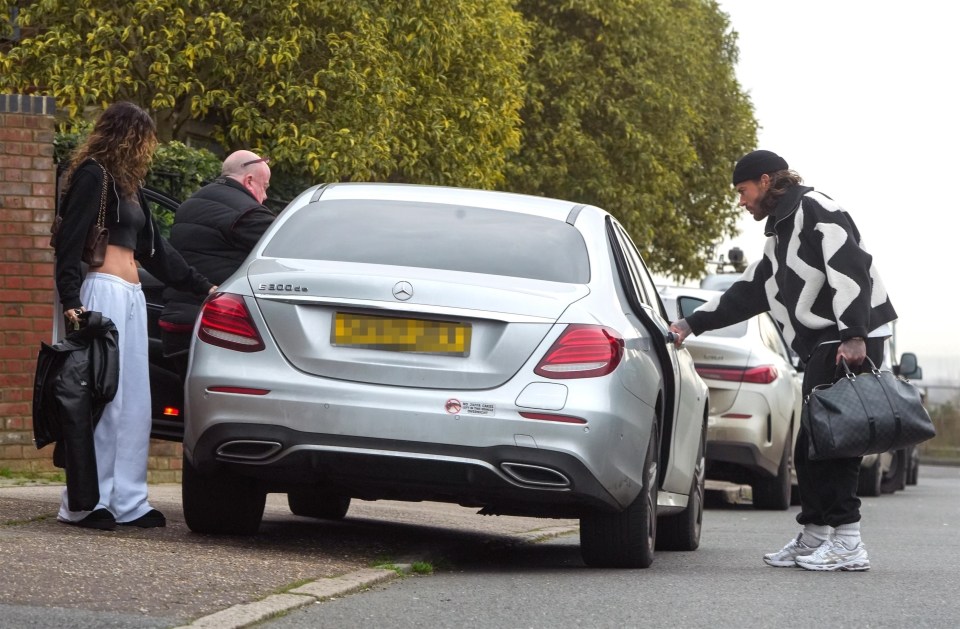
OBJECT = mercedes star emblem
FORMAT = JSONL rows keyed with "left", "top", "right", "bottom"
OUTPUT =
{"left": 393, "top": 281, "right": 414, "bottom": 301}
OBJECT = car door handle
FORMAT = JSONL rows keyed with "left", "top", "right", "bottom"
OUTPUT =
{"left": 665, "top": 332, "right": 683, "bottom": 347}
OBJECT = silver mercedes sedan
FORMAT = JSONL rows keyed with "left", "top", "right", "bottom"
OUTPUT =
{"left": 182, "top": 183, "right": 708, "bottom": 568}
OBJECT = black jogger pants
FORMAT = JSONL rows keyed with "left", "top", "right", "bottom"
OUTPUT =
{"left": 794, "top": 337, "right": 885, "bottom": 527}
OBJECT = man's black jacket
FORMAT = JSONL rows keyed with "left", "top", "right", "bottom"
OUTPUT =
{"left": 160, "top": 177, "right": 275, "bottom": 354}
{"left": 33, "top": 312, "right": 119, "bottom": 511}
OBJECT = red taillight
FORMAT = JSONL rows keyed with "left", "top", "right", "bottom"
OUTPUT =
{"left": 207, "top": 386, "right": 270, "bottom": 396}
{"left": 696, "top": 365, "right": 778, "bottom": 384}
{"left": 197, "top": 293, "right": 265, "bottom": 352}
{"left": 162, "top": 406, "right": 181, "bottom": 417}
{"left": 518, "top": 411, "right": 587, "bottom": 425}
{"left": 534, "top": 324, "right": 624, "bottom": 379}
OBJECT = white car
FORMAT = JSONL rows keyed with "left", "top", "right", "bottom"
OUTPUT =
{"left": 659, "top": 286, "right": 802, "bottom": 510}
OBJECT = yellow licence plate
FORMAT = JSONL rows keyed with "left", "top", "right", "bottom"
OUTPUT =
{"left": 332, "top": 313, "right": 471, "bottom": 355}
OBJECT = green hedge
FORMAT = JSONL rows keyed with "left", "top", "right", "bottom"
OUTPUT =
{"left": 922, "top": 400, "right": 960, "bottom": 463}
{"left": 148, "top": 141, "right": 222, "bottom": 201}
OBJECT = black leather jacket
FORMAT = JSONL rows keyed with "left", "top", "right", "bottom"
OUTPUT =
{"left": 33, "top": 312, "right": 119, "bottom": 511}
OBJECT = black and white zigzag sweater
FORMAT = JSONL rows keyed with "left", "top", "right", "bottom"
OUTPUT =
{"left": 686, "top": 185, "right": 897, "bottom": 361}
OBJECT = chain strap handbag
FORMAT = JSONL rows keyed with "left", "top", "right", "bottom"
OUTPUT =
{"left": 802, "top": 357, "right": 936, "bottom": 460}
{"left": 49, "top": 161, "right": 110, "bottom": 266}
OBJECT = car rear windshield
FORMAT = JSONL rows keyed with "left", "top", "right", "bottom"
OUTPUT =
{"left": 262, "top": 200, "right": 591, "bottom": 283}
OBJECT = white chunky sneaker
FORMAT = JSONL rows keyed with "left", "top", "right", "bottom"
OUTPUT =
{"left": 763, "top": 533, "right": 822, "bottom": 567}
{"left": 795, "top": 539, "right": 870, "bottom": 571}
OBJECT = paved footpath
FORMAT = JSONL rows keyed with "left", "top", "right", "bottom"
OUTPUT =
{"left": 0, "top": 483, "right": 578, "bottom": 628}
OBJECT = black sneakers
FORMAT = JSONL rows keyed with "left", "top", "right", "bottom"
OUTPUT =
{"left": 60, "top": 508, "right": 117, "bottom": 531}
{"left": 59, "top": 508, "right": 166, "bottom": 529}
{"left": 118, "top": 509, "right": 166, "bottom": 528}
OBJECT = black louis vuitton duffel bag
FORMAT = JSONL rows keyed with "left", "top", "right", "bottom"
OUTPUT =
{"left": 803, "top": 358, "right": 936, "bottom": 460}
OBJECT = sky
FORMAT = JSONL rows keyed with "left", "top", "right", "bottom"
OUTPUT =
{"left": 708, "top": 0, "right": 960, "bottom": 384}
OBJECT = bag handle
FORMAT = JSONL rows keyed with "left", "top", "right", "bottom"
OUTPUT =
{"left": 95, "top": 160, "right": 109, "bottom": 229}
{"left": 49, "top": 159, "right": 110, "bottom": 250}
{"left": 52, "top": 160, "right": 110, "bottom": 221}
{"left": 857, "top": 356, "right": 903, "bottom": 452}
{"left": 837, "top": 356, "right": 881, "bottom": 380}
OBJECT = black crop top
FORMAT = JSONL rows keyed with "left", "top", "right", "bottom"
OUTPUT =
{"left": 108, "top": 194, "right": 146, "bottom": 249}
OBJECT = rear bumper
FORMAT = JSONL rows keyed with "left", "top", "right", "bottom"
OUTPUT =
{"left": 704, "top": 390, "right": 784, "bottom": 479}
{"left": 188, "top": 422, "right": 621, "bottom": 518}
{"left": 184, "top": 337, "right": 663, "bottom": 516}
{"left": 706, "top": 440, "right": 778, "bottom": 478}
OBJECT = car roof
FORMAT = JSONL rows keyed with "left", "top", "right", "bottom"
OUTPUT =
{"left": 309, "top": 182, "right": 583, "bottom": 221}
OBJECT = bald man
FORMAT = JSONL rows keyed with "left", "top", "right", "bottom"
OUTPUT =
{"left": 159, "top": 150, "right": 276, "bottom": 372}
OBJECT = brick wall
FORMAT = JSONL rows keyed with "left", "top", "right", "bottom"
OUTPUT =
{"left": 0, "top": 94, "right": 58, "bottom": 476}
{"left": 0, "top": 94, "right": 182, "bottom": 482}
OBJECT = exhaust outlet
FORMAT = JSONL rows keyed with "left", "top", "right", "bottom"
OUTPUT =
{"left": 216, "top": 440, "right": 283, "bottom": 461}
{"left": 500, "top": 462, "right": 571, "bottom": 488}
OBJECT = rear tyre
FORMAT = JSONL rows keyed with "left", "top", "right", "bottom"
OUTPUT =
{"left": 288, "top": 489, "right": 351, "bottom": 520}
{"left": 581, "top": 425, "right": 658, "bottom": 568}
{"left": 182, "top": 456, "right": 265, "bottom": 535}
{"left": 657, "top": 424, "right": 704, "bottom": 551}
{"left": 857, "top": 455, "right": 882, "bottom": 497}
{"left": 906, "top": 446, "right": 920, "bottom": 485}
{"left": 881, "top": 449, "right": 907, "bottom": 494}
{"left": 752, "top": 436, "right": 792, "bottom": 510}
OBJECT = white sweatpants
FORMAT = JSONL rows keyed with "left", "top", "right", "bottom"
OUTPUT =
{"left": 59, "top": 273, "right": 154, "bottom": 523}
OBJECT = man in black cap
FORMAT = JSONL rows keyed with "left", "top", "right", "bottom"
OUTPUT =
{"left": 669, "top": 149, "right": 898, "bottom": 572}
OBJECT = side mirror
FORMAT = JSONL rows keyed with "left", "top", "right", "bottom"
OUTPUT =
{"left": 896, "top": 352, "right": 922, "bottom": 380}
{"left": 677, "top": 296, "right": 707, "bottom": 320}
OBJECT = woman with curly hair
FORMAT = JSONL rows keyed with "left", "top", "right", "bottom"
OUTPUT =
{"left": 54, "top": 101, "right": 214, "bottom": 530}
